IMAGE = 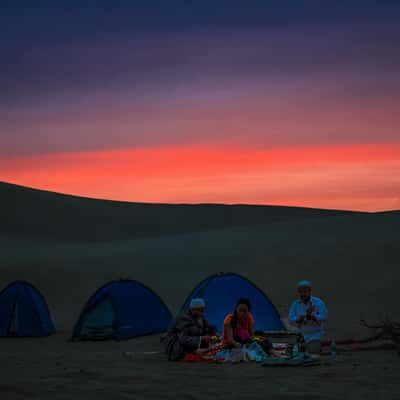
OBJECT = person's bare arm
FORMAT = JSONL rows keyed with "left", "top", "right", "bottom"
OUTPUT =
{"left": 224, "top": 323, "right": 241, "bottom": 348}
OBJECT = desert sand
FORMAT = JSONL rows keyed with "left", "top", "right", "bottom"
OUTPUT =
{"left": 1, "top": 182, "right": 400, "bottom": 399}
{"left": 1, "top": 333, "right": 400, "bottom": 400}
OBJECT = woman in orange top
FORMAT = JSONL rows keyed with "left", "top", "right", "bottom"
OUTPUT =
{"left": 223, "top": 298, "right": 255, "bottom": 348}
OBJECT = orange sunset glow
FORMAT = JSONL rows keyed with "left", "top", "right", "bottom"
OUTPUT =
{"left": 2, "top": 143, "right": 399, "bottom": 211}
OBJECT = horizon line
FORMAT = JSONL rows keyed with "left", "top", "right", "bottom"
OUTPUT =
{"left": 4, "top": 179, "right": 395, "bottom": 214}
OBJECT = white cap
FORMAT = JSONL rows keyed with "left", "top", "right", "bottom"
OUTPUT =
{"left": 297, "top": 280, "right": 312, "bottom": 288}
{"left": 189, "top": 298, "right": 205, "bottom": 309}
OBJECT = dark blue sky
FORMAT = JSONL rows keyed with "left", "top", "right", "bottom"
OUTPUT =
{"left": 1, "top": 0, "right": 399, "bottom": 154}
{"left": 2, "top": 1, "right": 400, "bottom": 42}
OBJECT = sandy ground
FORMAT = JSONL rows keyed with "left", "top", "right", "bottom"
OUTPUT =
{"left": 1, "top": 184, "right": 400, "bottom": 399}
{"left": 1, "top": 211, "right": 399, "bottom": 338}
{"left": 1, "top": 333, "right": 399, "bottom": 400}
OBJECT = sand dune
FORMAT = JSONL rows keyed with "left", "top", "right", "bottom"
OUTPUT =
{"left": 1, "top": 182, "right": 400, "bottom": 399}
{"left": 1, "top": 183, "right": 399, "bottom": 338}
{"left": 1, "top": 181, "right": 355, "bottom": 241}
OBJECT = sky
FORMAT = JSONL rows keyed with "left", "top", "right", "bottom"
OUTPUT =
{"left": 1, "top": 1, "right": 399, "bottom": 211}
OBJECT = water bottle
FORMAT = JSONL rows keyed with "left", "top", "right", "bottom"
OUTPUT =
{"left": 292, "top": 343, "right": 299, "bottom": 358}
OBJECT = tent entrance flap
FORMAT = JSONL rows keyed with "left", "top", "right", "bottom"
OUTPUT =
{"left": 80, "top": 296, "right": 115, "bottom": 339}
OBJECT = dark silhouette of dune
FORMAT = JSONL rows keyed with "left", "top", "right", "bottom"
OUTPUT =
{"left": 0, "top": 181, "right": 357, "bottom": 241}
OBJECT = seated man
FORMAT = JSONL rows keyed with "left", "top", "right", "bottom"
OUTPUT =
{"left": 288, "top": 280, "right": 328, "bottom": 354}
{"left": 163, "top": 298, "right": 215, "bottom": 361}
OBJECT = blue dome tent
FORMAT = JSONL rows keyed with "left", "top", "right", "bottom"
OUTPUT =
{"left": 180, "top": 273, "right": 285, "bottom": 332}
{"left": 0, "top": 281, "right": 55, "bottom": 337}
{"left": 72, "top": 280, "right": 172, "bottom": 340}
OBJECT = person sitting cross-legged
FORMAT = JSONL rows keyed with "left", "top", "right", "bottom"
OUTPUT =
{"left": 222, "top": 298, "right": 274, "bottom": 355}
{"left": 288, "top": 280, "right": 328, "bottom": 354}
{"left": 163, "top": 298, "right": 216, "bottom": 361}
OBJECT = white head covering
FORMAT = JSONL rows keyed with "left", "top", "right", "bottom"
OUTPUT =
{"left": 297, "top": 280, "right": 312, "bottom": 288}
{"left": 189, "top": 298, "right": 205, "bottom": 309}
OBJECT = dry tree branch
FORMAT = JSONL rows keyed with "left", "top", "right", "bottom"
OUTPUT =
{"left": 360, "top": 319, "right": 384, "bottom": 329}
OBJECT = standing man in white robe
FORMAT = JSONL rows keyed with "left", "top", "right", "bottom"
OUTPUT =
{"left": 288, "top": 280, "right": 328, "bottom": 354}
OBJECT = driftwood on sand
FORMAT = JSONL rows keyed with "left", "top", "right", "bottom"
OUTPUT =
{"left": 359, "top": 318, "right": 400, "bottom": 355}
